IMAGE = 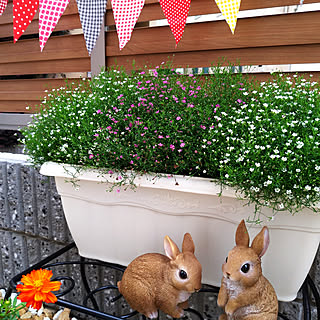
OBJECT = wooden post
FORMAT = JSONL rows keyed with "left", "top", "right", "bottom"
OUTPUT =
{"left": 90, "top": 16, "right": 106, "bottom": 77}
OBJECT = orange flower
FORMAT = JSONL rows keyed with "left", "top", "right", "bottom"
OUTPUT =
{"left": 16, "top": 269, "right": 61, "bottom": 310}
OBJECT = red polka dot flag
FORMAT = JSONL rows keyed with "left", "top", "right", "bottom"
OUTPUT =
{"left": 13, "top": 0, "right": 39, "bottom": 43}
{"left": 39, "top": 0, "right": 70, "bottom": 51}
{"left": 111, "top": 0, "right": 145, "bottom": 50}
{"left": 0, "top": 0, "right": 7, "bottom": 16}
{"left": 159, "top": 0, "right": 191, "bottom": 45}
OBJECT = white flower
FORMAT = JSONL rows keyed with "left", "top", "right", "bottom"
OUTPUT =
{"left": 250, "top": 168, "right": 254, "bottom": 172}
{"left": 305, "top": 185, "right": 312, "bottom": 191}
{"left": 296, "top": 141, "right": 304, "bottom": 149}
{"left": 275, "top": 188, "right": 280, "bottom": 193}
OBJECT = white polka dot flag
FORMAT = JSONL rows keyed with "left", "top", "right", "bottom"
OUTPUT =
{"left": 159, "top": 0, "right": 191, "bottom": 45}
{"left": 13, "top": 0, "right": 39, "bottom": 43}
{"left": 39, "top": 0, "right": 70, "bottom": 52}
{"left": 111, "top": 0, "right": 145, "bottom": 51}
{"left": 76, "top": 0, "right": 108, "bottom": 55}
{"left": 215, "top": 0, "right": 241, "bottom": 34}
{"left": 0, "top": 0, "right": 7, "bottom": 16}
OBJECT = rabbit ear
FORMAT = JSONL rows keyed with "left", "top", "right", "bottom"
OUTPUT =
{"left": 235, "top": 220, "right": 250, "bottom": 247}
{"left": 164, "top": 235, "right": 181, "bottom": 260}
{"left": 251, "top": 226, "right": 270, "bottom": 258}
{"left": 182, "top": 233, "right": 195, "bottom": 254}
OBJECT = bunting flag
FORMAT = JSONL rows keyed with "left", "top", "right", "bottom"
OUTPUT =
{"left": 111, "top": 0, "right": 144, "bottom": 50}
{"left": 39, "top": 0, "right": 70, "bottom": 51}
{"left": 215, "top": 0, "right": 241, "bottom": 34}
{"left": 159, "top": 0, "right": 191, "bottom": 45}
{"left": 0, "top": 0, "right": 7, "bottom": 16}
{"left": 13, "top": 0, "right": 39, "bottom": 43}
{"left": 76, "top": 0, "right": 107, "bottom": 55}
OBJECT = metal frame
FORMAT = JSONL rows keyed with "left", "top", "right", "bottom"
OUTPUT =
{"left": 5, "top": 242, "right": 319, "bottom": 320}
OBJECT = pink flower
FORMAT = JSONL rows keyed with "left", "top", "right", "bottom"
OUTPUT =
{"left": 176, "top": 116, "right": 181, "bottom": 120}
{"left": 96, "top": 109, "right": 102, "bottom": 114}
{"left": 170, "top": 144, "right": 175, "bottom": 150}
{"left": 89, "top": 154, "right": 94, "bottom": 159}
{"left": 180, "top": 142, "right": 185, "bottom": 147}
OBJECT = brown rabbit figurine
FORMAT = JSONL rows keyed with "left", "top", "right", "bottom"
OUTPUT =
{"left": 217, "top": 220, "right": 278, "bottom": 320}
{"left": 117, "top": 233, "right": 202, "bottom": 319}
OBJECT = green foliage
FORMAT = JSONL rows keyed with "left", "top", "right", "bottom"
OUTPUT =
{"left": 21, "top": 64, "right": 320, "bottom": 221}
{"left": 0, "top": 296, "right": 26, "bottom": 320}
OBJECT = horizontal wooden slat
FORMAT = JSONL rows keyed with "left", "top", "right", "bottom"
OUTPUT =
{"left": 0, "top": 57, "right": 90, "bottom": 75}
{"left": 107, "top": 43, "right": 320, "bottom": 69}
{"left": 0, "top": 78, "right": 81, "bottom": 91}
{"left": 0, "top": 92, "right": 45, "bottom": 100}
{"left": 106, "top": 11, "right": 320, "bottom": 56}
{"left": 106, "top": 0, "right": 319, "bottom": 25}
{"left": 0, "top": 78, "right": 83, "bottom": 112}
{"left": 0, "top": 100, "right": 39, "bottom": 113}
{"left": 0, "top": 34, "right": 88, "bottom": 64}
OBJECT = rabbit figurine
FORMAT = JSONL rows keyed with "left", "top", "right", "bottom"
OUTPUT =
{"left": 217, "top": 220, "right": 278, "bottom": 320}
{"left": 117, "top": 233, "right": 202, "bottom": 319}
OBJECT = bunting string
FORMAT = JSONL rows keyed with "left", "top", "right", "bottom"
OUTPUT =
{"left": 9, "top": 0, "right": 242, "bottom": 53}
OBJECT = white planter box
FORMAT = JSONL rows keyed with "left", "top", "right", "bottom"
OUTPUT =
{"left": 40, "top": 162, "right": 320, "bottom": 302}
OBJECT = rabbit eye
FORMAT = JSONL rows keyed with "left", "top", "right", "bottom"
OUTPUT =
{"left": 241, "top": 263, "right": 250, "bottom": 273}
{"left": 225, "top": 257, "right": 228, "bottom": 263}
{"left": 179, "top": 270, "right": 188, "bottom": 279}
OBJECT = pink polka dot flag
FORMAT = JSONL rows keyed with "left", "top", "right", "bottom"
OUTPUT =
{"left": 13, "top": 0, "right": 39, "bottom": 43}
{"left": 39, "top": 0, "right": 70, "bottom": 51}
{"left": 159, "top": 0, "right": 191, "bottom": 45}
{"left": 111, "top": 0, "right": 145, "bottom": 50}
{"left": 0, "top": 0, "right": 7, "bottom": 16}
{"left": 215, "top": 0, "right": 241, "bottom": 34}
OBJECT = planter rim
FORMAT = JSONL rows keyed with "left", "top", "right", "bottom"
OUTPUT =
{"left": 40, "top": 161, "right": 236, "bottom": 197}
{"left": 40, "top": 161, "right": 320, "bottom": 215}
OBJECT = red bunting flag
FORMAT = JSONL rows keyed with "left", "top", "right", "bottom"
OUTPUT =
{"left": 39, "top": 0, "right": 70, "bottom": 51}
{"left": 159, "top": 0, "right": 191, "bottom": 45}
{"left": 111, "top": 0, "right": 145, "bottom": 50}
{"left": 13, "top": 0, "right": 39, "bottom": 43}
{"left": 0, "top": 0, "right": 7, "bottom": 16}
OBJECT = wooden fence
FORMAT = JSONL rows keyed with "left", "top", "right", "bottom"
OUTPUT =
{"left": 0, "top": 0, "right": 320, "bottom": 122}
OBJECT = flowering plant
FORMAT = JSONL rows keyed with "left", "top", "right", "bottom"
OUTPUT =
{"left": 16, "top": 269, "right": 61, "bottom": 310}
{"left": 21, "top": 64, "right": 320, "bottom": 222}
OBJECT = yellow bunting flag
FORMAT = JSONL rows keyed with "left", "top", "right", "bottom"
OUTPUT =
{"left": 215, "top": 0, "right": 241, "bottom": 33}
